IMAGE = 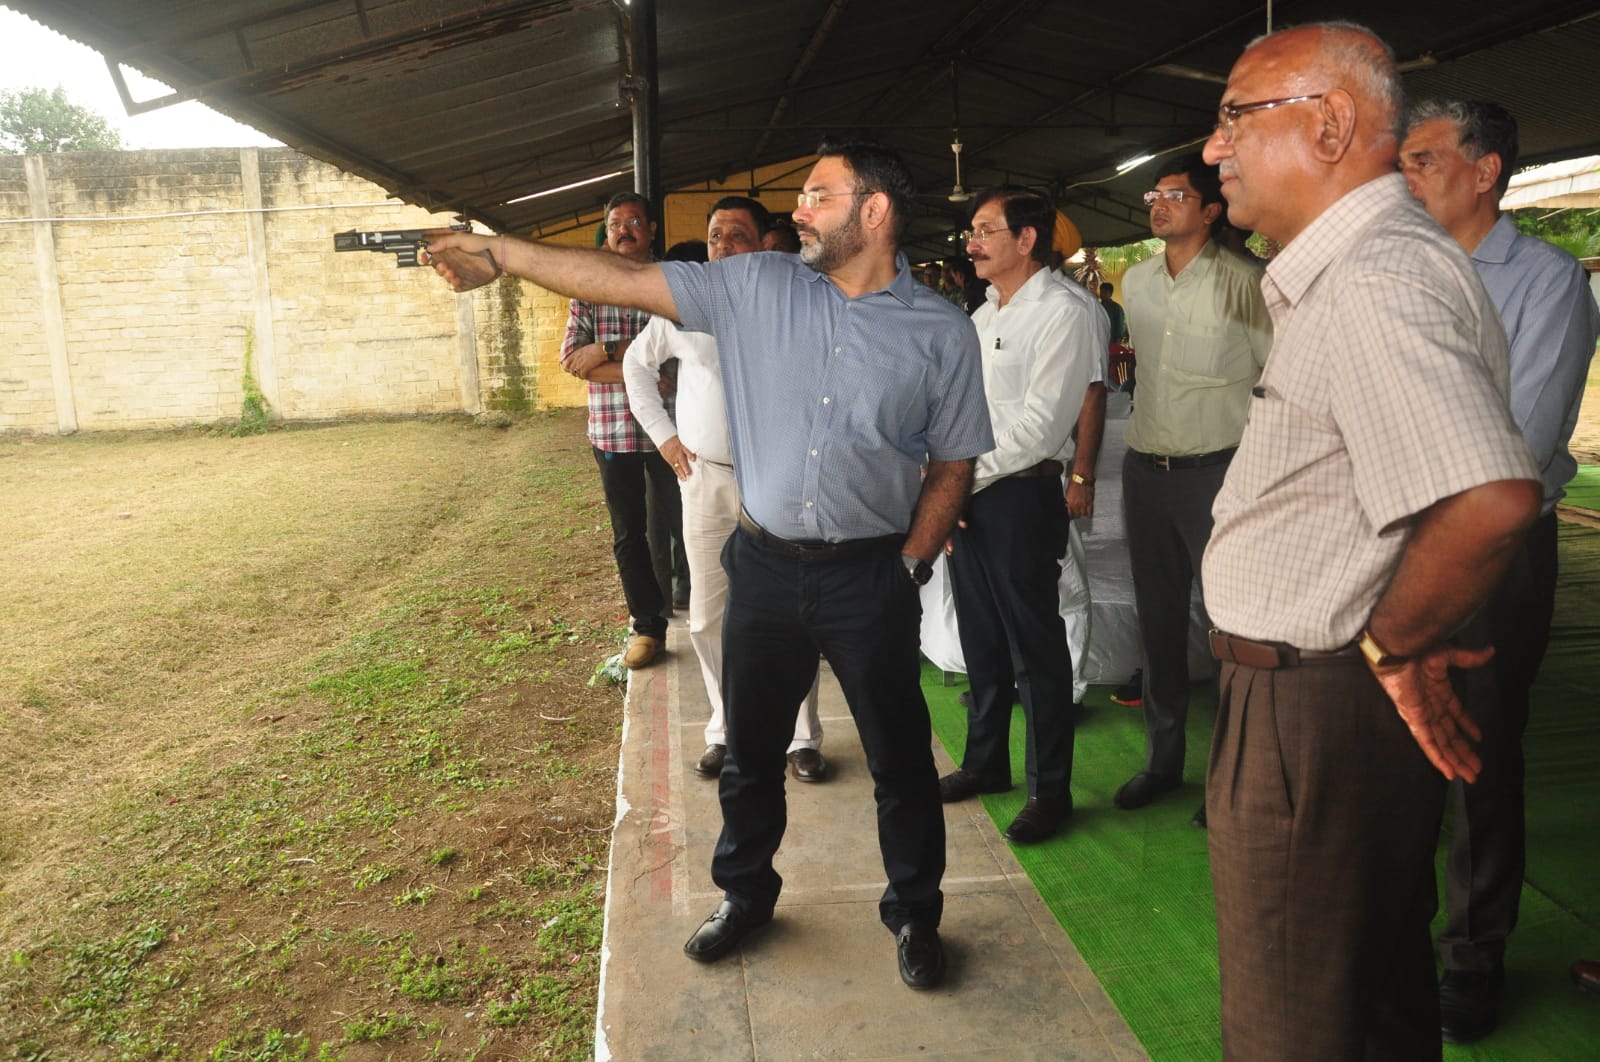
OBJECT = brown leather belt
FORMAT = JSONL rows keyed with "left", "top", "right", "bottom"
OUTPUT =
{"left": 736, "top": 508, "right": 900, "bottom": 563}
{"left": 1007, "top": 459, "right": 1064, "bottom": 479}
{"left": 1208, "top": 629, "right": 1359, "bottom": 670}
{"left": 1132, "top": 447, "right": 1236, "bottom": 471}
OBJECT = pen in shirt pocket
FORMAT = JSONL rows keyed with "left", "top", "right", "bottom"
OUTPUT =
{"left": 1251, "top": 383, "right": 1282, "bottom": 400}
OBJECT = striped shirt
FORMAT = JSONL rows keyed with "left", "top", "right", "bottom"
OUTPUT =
{"left": 1203, "top": 174, "right": 1537, "bottom": 650}
{"left": 661, "top": 251, "right": 993, "bottom": 542}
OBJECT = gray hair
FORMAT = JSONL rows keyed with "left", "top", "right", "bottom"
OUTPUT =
{"left": 1407, "top": 98, "right": 1520, "bottom": 196}
{"left": 1246, "top": 20, "right": 1406, "bottom": 143}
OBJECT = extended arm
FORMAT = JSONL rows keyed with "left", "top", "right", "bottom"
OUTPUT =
{"left": 424, "top": 229, "right": 680, "bottom": 322}
{"left": 1364, "top": 476, "right": 1541, "bottom": 780}
{"left": 905, "top": 458, "right": 975, "bottom": 563}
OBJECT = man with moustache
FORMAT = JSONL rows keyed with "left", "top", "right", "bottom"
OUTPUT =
{"left": 1113, "top": 154, "right": 1270, "bottom": 824}
{"left": 937, "top": 186, "right": 1104, "bottom": 844}
{"left": 1200, "top": 23, "right": 1539, "bottom": 1058}
{"left": 1400, "top": 97, "right": 1600, "bottom": 1043}
{"left": 621, "top": 196, "right": 829, "bottom": 784}
{"left": 559, "top": 191, "right": 678, "bottom": 670}
{"left": 424, "top": 137, "right": 991, "bottom": 989}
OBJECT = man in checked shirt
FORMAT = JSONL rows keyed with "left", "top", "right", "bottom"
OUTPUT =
{"left": 559, "top": 191, "right": 679, "bottom": 670}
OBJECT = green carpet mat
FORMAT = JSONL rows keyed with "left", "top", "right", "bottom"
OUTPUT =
{"left": 1561, "top": 464, "right": 1600, "bottom": 512}
{"left": 925, "top": 520, "right": 1600, "bottom": 1060}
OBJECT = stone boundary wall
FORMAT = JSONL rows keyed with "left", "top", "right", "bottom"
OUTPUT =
{"left": 0, "top": 147, "right": 587, "bottom": 435}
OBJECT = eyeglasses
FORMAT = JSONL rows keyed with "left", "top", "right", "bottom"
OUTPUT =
{"left": 1142, "top": 189, "right": 1202, "bottom": 205}
{"left": 605, "top": 216, "right": 649, "bottom": 233}
{"left": 796, "top": 189, "right": 864, "bottom": 210}
{"left": 960, "top": 225, "right": 1013, "bottom": 244}
{"left": 1214, "top": 93, "right": 1325, "bottom": 143}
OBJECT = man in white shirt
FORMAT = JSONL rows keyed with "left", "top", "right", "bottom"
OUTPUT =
{"left": 622, "top": 196, "right": 826, "bottom": 783}
{"left": 1115, "top": 154, "right": 1272, "bottom": 822}
{"left": 936, "top": 187, "right": 1106, "bottom": 844}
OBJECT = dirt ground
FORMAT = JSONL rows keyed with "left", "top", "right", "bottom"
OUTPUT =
{"left": 0, "top": 413, "right": 628, "bottom": 1060}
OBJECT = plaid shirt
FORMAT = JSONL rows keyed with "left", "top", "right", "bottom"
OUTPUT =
{"left": 562, "top": 296, "right": 674, "bottom": 452}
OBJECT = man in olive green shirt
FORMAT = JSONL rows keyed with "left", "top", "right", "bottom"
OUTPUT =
{"left": 1114, "top": 153, "right": 1272, "bottom": 819}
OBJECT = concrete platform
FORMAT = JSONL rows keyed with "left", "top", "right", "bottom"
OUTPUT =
{"left": 597, "top": 620, "right": 1146, "bottom": 1061}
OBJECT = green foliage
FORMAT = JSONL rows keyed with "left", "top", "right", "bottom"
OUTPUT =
{"left": 0, "top": 86, "right": 124, "bottom": 155}
{"left": 233, "top": 327, "right": 272, "bottom": 437}
{"left": 1512, "top": 207, "right": 1600, "bottom": 260}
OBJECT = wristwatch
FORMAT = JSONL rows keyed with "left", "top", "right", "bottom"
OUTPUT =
{"left": 1358, "top": 628, "right": 1410, "bottom": 669}
{"left": 602, "top": 340, "right": 619, "bottom": 360}
{"left": 1070, "top": 472, "right": 1094, "bottom": 486}
{"left": 901, "top": 553, "right": 934, "bottom": 586}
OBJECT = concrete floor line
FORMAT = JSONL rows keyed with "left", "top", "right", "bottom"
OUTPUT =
{"left": 597, "top": 618, "right": 1148, "bottom": 1061}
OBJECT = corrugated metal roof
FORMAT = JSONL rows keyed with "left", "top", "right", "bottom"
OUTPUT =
{"left": 11, "top": 0, "right": 1600, "bottom": 255}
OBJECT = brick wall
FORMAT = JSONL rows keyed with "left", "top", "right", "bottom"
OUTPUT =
{"left": 0, "top": 147, "right": 595, "bottom": 434}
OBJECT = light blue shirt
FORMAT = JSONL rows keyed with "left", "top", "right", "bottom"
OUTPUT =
{"left": 662, "top": 251, "right": 993, "bottom": 541}
{"left": 1474, "top": 214, "right": 1600, "bottom": 513}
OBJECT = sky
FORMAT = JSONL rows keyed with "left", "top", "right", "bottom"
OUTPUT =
{"left": 0, "top": 5, "right": 282, "bottom": 150}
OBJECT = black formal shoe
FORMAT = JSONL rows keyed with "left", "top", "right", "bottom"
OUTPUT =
{"left": 1191, "top": 803, "right": 1208, "bottom": 829}
{"left": 683, "top": 900, "right": 771, "bottom": 963}
{"left": 1439, "top": 967, "right": 1504, "bottom": 1044}
{"left": 695, "top": 744, "right": 725, "bottom": 777}
{"left": 1003, "top": 796, "right": 1072, "bottom": 844}
{"left": 1113, "top": 771, "right": 1181, "bottom": 810}
{"left": 1572, "top": 959, "right": 1600, "bottom": 997}
{"left": 673, "top": 583, "right": 691, "bottom": 610}
{"left": 896, "top": 924, "right": 945, "bottom": 989}
{"left": 787, "top": 747, "right": 829, "bottom": 783}
{"left": 938, "top": 768, "right": 1011, "bottom": 803}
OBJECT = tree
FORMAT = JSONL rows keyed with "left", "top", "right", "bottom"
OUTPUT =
{"left": 0, "top": 86, "right": 123, "bottom": 155}
{"left": 1512, "top": 207, "right": 1600, "bottom": 260}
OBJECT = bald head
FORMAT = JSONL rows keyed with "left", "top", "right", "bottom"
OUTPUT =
{"left": 1203, "top": 22, "right": 1406, "bottom": 246}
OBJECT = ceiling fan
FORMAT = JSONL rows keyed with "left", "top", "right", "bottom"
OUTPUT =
{"left": 946, "top": 60, "right": 970, "bottom": 203}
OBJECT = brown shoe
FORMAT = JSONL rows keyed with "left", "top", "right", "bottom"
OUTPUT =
{"left": 1572, "top": 959, "right": 1600, "bottom": 997}
{"left": 695, "top": 744, "right": 726, "bottom": 777}
{"left": 621, "top": 634, "right": 662, "bottom": 669}
{"left": 787, "top": 747, "right": 829, "bottom": 782}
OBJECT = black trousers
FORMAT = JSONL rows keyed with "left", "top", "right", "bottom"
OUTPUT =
{"left": 948, "top": 476, "right": 1076, "bottom": 800}
{"left": 712, "top": 527, "right": 944, "bottom": 933}
{"left": 1440, "top": 511, "right": 1559, "bottom": 972}
{"left": 1209, "top": 657, "right": 1446, "bottom": 1061}
{"left": 1122, "top": 450, "right": 1229, "bottom": 780}
{"left": 591, "top": 447, "right": 674, "bottom": 640}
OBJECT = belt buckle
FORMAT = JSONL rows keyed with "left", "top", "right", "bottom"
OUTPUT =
{"left": 1153, "top": 454, "right": 1171, "bottom": 471}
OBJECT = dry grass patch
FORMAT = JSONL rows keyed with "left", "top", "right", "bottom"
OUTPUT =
{"left": 0, "top": 412, "right": 629, "bottom": 1059}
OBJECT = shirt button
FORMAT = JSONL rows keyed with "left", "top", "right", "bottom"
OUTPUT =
{"left": 810, "top": 449, "right": 818, "bottom": 457}
{"left": 833, "top": 346, "right": 841, "bottom": 353}
{"left": 805, "top": 500, "right": 814, "bottom": 508}
{"left": 822, "top": 397, "right": 831, "bottom": 404}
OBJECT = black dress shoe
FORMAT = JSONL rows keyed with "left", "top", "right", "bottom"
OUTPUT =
{"left": 787, "top": 747, "right": 829, "bottom": 783}
{"left": 695, "top": 744, "right": 726, "bottom": 777}
{"left": 1439, "top": 967, "right": 1504, "bottom": 1044}
{"left": 683, "top": 900, "right": 771, "bottom": 963}
{"left": 937, "top": 768, "right": 1011, "bottom": 803}
{"left": 896, "top": 923, "right": 945, "bottom": 989}
{"left": 1003, "top": 796, "right": 1072, "bottom": 844}
{"left": 1113, "top": 770, "right": 1180, "bottom": 810}
{"left": 1191, "top": 803, "right": 1208, "bottom": 828}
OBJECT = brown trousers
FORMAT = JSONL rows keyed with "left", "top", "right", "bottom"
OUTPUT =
{"left": 1207, "top": 658, "right": 1447, "bottom": 1061}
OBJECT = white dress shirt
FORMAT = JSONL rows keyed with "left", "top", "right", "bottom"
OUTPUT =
{"left": 622, "top": 316, "right": 731, "bottom": 465}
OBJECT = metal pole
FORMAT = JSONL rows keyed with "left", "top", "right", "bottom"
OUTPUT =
{"left": 628, "top": 0, "right": 662, "bottom": 255}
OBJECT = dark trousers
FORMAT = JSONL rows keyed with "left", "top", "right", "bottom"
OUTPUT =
{"left": 645, "top": 465, "right": 687, "bottom": 606}
{"left": 591, "top": 447, "right": 673, "bottom": 640}
{"left": 713, "top": 527, "right": 945, "bottom": 933}
{"left": 1208, "top": 657, "right": 1446, "bottom": 1061}
{"left": 1122, "top": 450, "right": 1228, "bottom": 779}
{"left": 1440, "top": 511, "right": 1558, "bottom": 972}
{"left": 948, "top": 476, "right": 1076, "bottom": 800}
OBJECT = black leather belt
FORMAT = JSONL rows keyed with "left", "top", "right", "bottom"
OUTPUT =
{"left": 1132, "top": 447, "right": 1237, "bottom": 471}
{"left": 736, "top": 508, "right": 900, "bottom": 563}
{"left": 1006, "top": 459, "right": 1064, "bottom": 480}
{"left": 1209, "top": 629, "right": 1359, "bottom": 670}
